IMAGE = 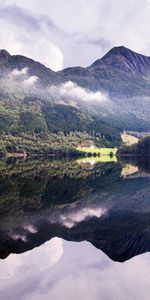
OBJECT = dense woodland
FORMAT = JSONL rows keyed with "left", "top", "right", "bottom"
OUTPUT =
{"left": 0, "top": 98, "right": 121, "bottom": 157}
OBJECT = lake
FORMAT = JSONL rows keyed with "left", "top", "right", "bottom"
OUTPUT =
{"left": 0, "top": 156, "right": 150, "bottom": 300}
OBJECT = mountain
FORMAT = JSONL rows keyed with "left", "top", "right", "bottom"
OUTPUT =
{"left": 89, "top": 46, "right": 150, "bottom": 76}
{"left": 0, "top": 46, "right": 150, "bottom": 155}
{"left": 1, "top": 46, "right": 150, "bottom": 92}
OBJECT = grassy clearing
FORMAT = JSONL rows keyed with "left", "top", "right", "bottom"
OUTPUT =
{"left": 77, "top": 147, "right": 117, "bottom": 155}
{"left": 76, "top": 155, "right": 117, "bottom": 165}
{"left": 121, "top": 164, "right": 139, "bottom": 177}
{"left": 121, "top": 133, "right": 139, "bottom": 146}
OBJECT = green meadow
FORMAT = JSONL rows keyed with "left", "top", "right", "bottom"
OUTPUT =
{"left": 77, "top": 147, "right": 118, "bottom": 156}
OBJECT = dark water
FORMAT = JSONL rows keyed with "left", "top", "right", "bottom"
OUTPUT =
{"left": 0, "top": 157, "right": 150, "bottom": 299}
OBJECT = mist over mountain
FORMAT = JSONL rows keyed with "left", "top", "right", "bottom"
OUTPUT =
{"left": 0, "top": 46, "right": 150, "bottom": 155}
{"left": 1, "top": 46, "right": 150, "bottom": 123}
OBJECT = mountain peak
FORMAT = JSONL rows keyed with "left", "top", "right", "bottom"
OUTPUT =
{"left": 88, "top": 46, "right": 150, "bottom": 76}
{"left": 108, "top": 45, "right": 129, "bottom": 52}
{"left": 0, "top": 49, "right": 11, "bottom": 60}
{"left": 104, "top": 46, "right": 142, "bottom": 58}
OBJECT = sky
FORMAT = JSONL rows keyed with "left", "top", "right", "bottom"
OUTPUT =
{"left": 0, "top": 0, "right": 150, "bottom": 70}
{"left": 1, "top": 238, "right": 150, "bottom": 300}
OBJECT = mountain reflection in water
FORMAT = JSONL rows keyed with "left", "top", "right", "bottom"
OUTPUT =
{"left": 0, "top": 156, "right": 150, "bottom": 263}
{"left": 0, "top": 158, "right": 150, "bottom": 300}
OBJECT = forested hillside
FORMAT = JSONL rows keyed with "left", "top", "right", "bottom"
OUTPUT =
{"left": 1, "top": 45, "right": 150, "bottom": 155}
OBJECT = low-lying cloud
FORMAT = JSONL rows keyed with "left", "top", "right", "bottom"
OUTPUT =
{"left": 9, "top": 69, "right": 108, "bottom": 102}
{"left": 57, "top": 206, "right": 107, "bottom": 228}
{"left": 23, "top": 75, "right": 38, "bottom": 86}
{"left": 10, "top": 67, "right": 38, "bottom": 87}
{"left": 11, "top": 67, "right": 28, "bottom": 77}
{"left": 49, "top": 81, "right": 108, "bottom": 102}
{"left": 47, "top": 203, "right": 107, "bottom": 229}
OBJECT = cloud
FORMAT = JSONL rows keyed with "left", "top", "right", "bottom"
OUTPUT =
{"left": 79, "top": 36, "right": 111, "bottom": 50}
{"left": 0, "top": 5, "right": 41, "bottom": 31}
{"left": 0, "top": 237, "right": 63, "bottom": 282}
{"left": 30, "top": 38, "right": 63, "bottom": 71}
{"left": 11, "top": 233, "right": 27, "bottom": 242}
{"left": 10, "top": 67, "right": 38, "bottom": 87}
{"left": 1, "top": 238, "right": 150, "bottom": 300}
{"left": 4, "top": 0, "right": 150, "bottom": 63}
{"left": 0, "top": 0, "right": 150, "bottom": 69}
{"left": 0, "top": 255, "right": 23, "bottom": 280}
{"left": 11, "top": 67, "right": 28, "bottom": 77}
{"left": 23, "top": 237, "right": 63, "bottom": 270}
{"left": 0, "top": 28, "right": 63, "bottom": 70}
{"left": 0, "top": 5, "right": 64, "bottom": 71}
{"left": 23, "top": 75, "right": 38, "bottom": 86}
{"left": 0, "top": 30, "right": 22, "bottom": 53}
{"left": 23, "top": 225, "right": 38, "bottom": 234}
{"left": 0, "top": 3, "right": 60, "bottom": 33}
{"left": 60, "top": 207, "right": 107, "bottom": 228}
{"left": 49, "top": 81, "right": 108, "bottom": 102}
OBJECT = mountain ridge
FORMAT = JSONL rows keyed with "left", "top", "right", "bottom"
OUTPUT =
{"left": 1, "top": 45, "right": 150, "bottom": 92}
{"left": 1, "top": 45, "right": 150, "bottom": 73}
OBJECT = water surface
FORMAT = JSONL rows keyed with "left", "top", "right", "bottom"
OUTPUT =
{"left": 0, "top": 157, "right": 150, "bottom": 299}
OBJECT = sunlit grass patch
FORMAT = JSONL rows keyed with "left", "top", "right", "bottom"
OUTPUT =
{"left": 76, "top": 155, "right": 117, "bottom": 165}
{"left": 77, "top": 147, "right": 117, "bottom": 155}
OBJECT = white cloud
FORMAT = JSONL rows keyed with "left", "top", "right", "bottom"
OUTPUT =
{"left": 0, "top": 237, "right": 63, "bottom": 281}
{"left": 49, "top": 81, "right": 108, "bottom": 102}
{"left": 23, "top": 75, "right": 38, "bottom": 86}
{"left": 0, "top": 29, "right": 63, "bottom": 71}
{"left": 23, "top": 224, "right": 38, "bottom": 234}
{"left": 1, "top": 0, "right": 149, "bottom": 68}
{"left": 0, "top": 30, "right": 22, "bottom": 53}
{"left": 0, "top": 0, "right": 150, "bottom": 69}
{"left": 23, "top": 237, "right": 63, "bottom": 270}
{"left": 0, "top": 255, "right": 23, "bottom": 280}
{"left": 32, "top": 38, "right": 63, "bottom": 71}
{"left": 11, "top": 67, "right": 28, "bottom": 77}
{"left": 60, "top": 207, "right": 106, "bottom": 228}
{"left": 2, "top": 239, "right": 150, "bottom": 300}
{"left": 15, "top": 37, "right": 64, "bottom": 71}
{"left": 11, "top": 233, "right": 27, "bottom": 242}
{"left": 10, "top": 67, "right": 38, "bottom": 87}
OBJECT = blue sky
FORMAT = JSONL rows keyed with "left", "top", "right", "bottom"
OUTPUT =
{"left": 0, "top": 0, "right": 149, "bottom": 70}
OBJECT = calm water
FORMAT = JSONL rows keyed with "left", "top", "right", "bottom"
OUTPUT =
{"left": 0, "top": 157, "right": 150, "bottom": 299}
